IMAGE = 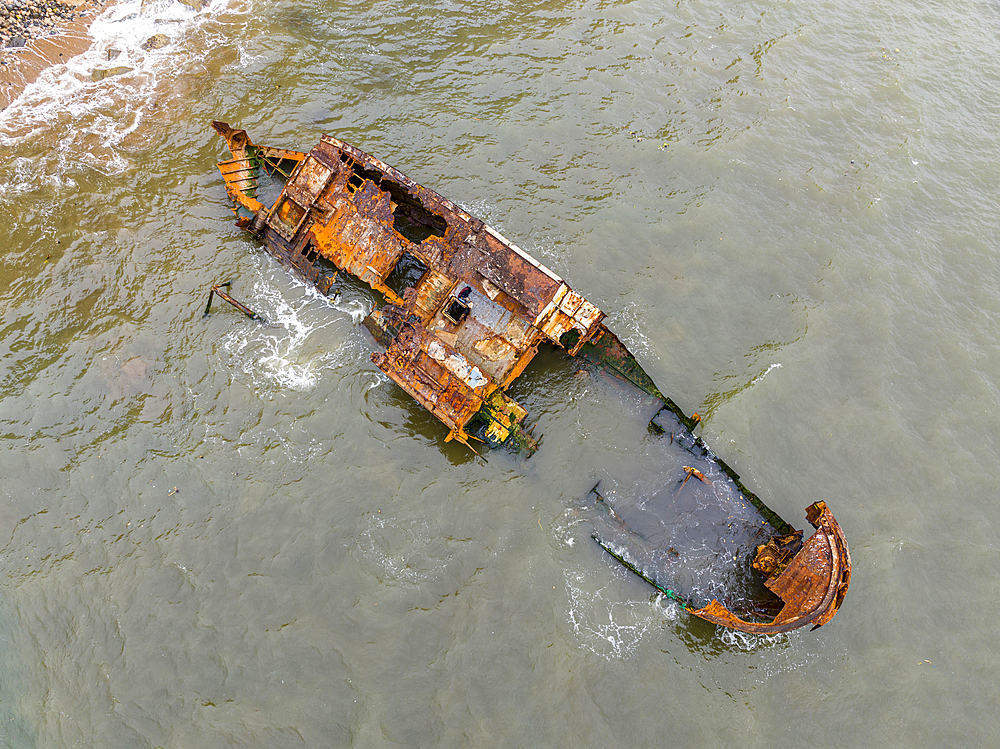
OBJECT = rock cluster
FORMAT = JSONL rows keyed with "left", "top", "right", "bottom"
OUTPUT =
{"left": 0, "top": 0, "right": 87, "bottom": 47}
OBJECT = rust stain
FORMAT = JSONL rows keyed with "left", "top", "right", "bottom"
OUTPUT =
{"left": 210, "top": 121, "right": 851, "bottom": 633}
{"left": 211, "top": 120, "right": 605, "bottom": 451}
{"left": 689, "top": 502, "right": 852, "bottom": 633}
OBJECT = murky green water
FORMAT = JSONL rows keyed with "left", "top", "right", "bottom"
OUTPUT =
{"left": 1, "top": 0, "right": 999, "bottom": 745}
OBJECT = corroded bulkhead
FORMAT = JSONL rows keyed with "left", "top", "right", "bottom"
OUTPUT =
{"left": 212, "top": 121, "right": 602, "bottom": 451}
{"left": 211, "top": 121, "right": 851, "bottom": 634}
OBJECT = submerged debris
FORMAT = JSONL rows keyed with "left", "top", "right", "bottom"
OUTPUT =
{"left": 203, "top": 281, "right": 264, "bottom": 322}
{"left": 210, "top": 121, "right": 851, "bottom": 633}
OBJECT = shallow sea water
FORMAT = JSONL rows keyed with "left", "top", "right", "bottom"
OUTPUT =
{"left": 1, "top": 0, "right": 999, "bottom": 746}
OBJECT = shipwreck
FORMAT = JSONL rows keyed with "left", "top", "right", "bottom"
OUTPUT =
{"left": 210, "top": 121, "right": 851, "bottom": 634}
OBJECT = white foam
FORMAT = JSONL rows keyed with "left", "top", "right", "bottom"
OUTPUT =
{"left": 364, "top": 372, "right": 389, "bottom": 393}
{"left": 719, "top": 625, "right": 786, "bottom": 652}
{"left": 750, "top": 362, "right": 782, "bottom": 386}
{"left": 354, "top": 514, "right": 446, "bottom": 586}
{"left": 220, "top": 269, "right": 372, "bottom": 394}
{"left": 613, "top": 302, "right": 660, "bottom": 362}
{"left": 0, "top": 155, "right": 77, "bottom": 200}
{"left": 225, "top": 286, "right": 325, "bottom": 391}
{"left": 456, "top": 198, "right": 505, "bottom": 232}
{"left": 564, "top": 567, "right": 656, "bottom": 660}
{"left": 255, "top": 282, "right": 328, "bottom": 390}
{"left": 234, "top": 36, "right": 263, "bottom": 69}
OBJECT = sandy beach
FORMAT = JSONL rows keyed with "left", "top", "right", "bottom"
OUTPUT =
{"left": 0, "top": 0, "right": 113, "bottom": 109}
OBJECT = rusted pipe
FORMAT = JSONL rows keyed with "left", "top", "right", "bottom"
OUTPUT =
{"left": 204, "top": 281, "right": 265, "bottom": 322}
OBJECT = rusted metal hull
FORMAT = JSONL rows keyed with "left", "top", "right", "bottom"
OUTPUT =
{"left": 689, "top": 501, "right": 851, "bottom": 633}
{"left": 210, "top": 121, "right": 851, "bottom": 633}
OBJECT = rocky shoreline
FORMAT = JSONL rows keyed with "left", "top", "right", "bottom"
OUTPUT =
{"left": 0, "top": 0, "right": 110, "bottom": 109}
{"left": 1, "top": 0, "right": 92, "bottom": 49}
{"left": 0, "top": 0, "right": 215, "bottom": 110}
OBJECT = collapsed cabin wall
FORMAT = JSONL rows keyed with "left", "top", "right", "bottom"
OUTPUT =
{"left": 232, "top": 132, "right": 605, "bottom": 446}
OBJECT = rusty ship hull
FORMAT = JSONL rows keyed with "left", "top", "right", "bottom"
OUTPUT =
{"left": 210, "top": 121, "right": 851, "bottom": 634}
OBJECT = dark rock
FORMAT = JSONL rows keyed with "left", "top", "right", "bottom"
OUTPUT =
{"left": 6, "top": 35, "right": 25, "bottom": 47}
{"left": 106, "top": 47, "right": 120, "bottom": 60}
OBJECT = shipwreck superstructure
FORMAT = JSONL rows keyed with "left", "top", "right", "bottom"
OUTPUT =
{"left": 212, "top": 121, "right": 604, "bottom": 451}
{"left": 211, "top": 121, "right": 851, "bottom": 634}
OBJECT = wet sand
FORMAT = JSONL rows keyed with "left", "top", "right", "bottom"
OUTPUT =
{"left": 0, "top": 0, "right": 110, "bottom": 109}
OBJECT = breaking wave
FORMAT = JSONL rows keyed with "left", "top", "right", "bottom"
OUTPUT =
{"left": 219, "top": 267, "right": 371, "bottom": 393}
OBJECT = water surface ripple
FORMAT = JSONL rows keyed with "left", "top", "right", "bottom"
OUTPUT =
{"left": 0, "top": 0, "right": 997, "bottom": 745}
